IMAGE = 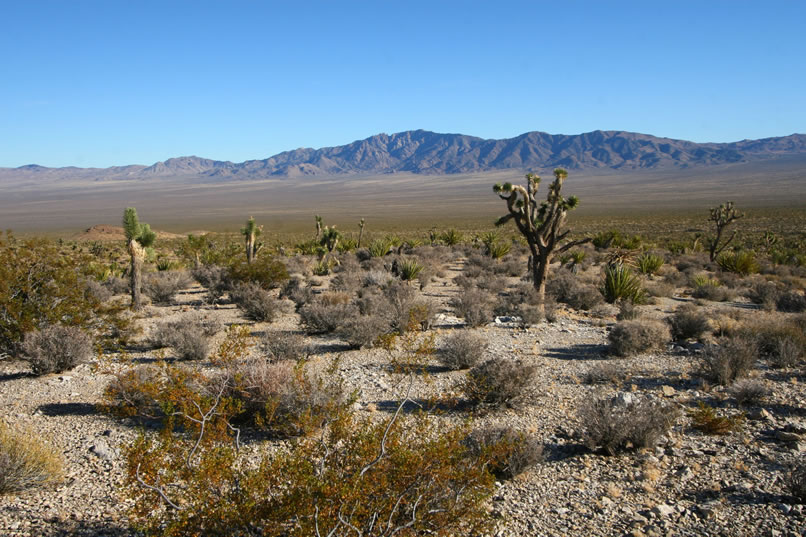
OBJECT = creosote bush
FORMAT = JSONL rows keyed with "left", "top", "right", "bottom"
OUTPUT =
{"left": 461, "top": 358, "right": 536, "bottom": 408}
{"left": 0, "top": 420, "right": 63, "bottom": 495}
{"left": 22, "top": 324, "right": 94, "bottom": 375}
{"left": 123, "top": 399, "right": 498, "bottom": 536}
{"left": 579, "top": 393, "right": 676, "bottom": 455}
{"left": 608, "top": 319, "right": 669, "bottom": 357}
{"left": 439, "top": 330, "right": 488, "bottom": 370}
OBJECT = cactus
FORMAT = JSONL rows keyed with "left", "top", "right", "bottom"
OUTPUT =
{"left": 707, "top": 201, "right": 744, "bottom": 262}
{"left": 123, "top": 207, "right": 156, "bottom": 310}
{"left": 241, "top": 216, "right": 263, "bottom": 264}
{"left": 493, "top": 169, "right": 588, "bottom": 309}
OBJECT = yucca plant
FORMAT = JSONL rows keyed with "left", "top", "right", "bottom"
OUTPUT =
{"left": 636, "top": 252, "right": 664, "bottom": 276}
{"left": 440, "top": 229, "right": 463, "bottom": 246}
{"left": 487, "top": 241, "right": 511, "bottom": 260}
{"left": 692, "top": 273, "right": 720, "bottom": 289}
{"left": 123, "top": 207, "right": 157, "bottom": 310}
{"left": 336, "top": 237, "right": 357, "bottom": 253}
{"left": 717, "top": 251, "right": 759, "bottom": 275}
{"left": 368, "top": 238, "right": 393, "bottom": 258}
{"left": 397, "top": 257, "right": 424, "bottom": 281}
{"left": 601, "top": 264, "right": 646, "bottom": 304}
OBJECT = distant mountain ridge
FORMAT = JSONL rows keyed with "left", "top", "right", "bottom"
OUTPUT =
{"left": 4, "top": 129, "right": 806, "bottom": 180}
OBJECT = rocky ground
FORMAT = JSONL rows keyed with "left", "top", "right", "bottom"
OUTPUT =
{"left": 1, "top": 260, "right": 805, "bottom": 537}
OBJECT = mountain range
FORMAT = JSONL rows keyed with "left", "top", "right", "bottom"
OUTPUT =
{"left": 3, "top": 129, "right": 806, "bottom": 181}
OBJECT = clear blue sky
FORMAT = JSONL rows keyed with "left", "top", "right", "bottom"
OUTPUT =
{"left": 2, "top": 1, "right": 805, "bottom": 168}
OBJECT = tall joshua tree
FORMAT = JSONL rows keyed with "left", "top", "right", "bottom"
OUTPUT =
{"left": 707, "top": 201, "right": 744, "bottom": 262}
{"left": 241, "top": 216, "right": 263, "bottom": 264}
{"left": 123, "top": 207, "right": 156, "bottom": 310}
{"left": 494, "top": 169, "right": 588, "bottom": 309}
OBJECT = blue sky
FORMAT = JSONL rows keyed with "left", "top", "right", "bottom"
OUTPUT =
{"left": 2, "top": 1, "right": 805, "bottom": 168}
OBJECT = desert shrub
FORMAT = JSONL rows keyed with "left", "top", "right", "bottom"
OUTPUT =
{"left": 691, "top": 275, "right": 734, "bottom": 302}
{"left": 746, "top": 280, "right": 780, "bottom": 310}
{"left": 608, "top": 319, "right": 669, "bottom": 357}
{"left": 84, "top": 278, "right": 114, "bottom": 303}
{"left": 461, "top": 358, "right": 536, "bottom": 408}
{"left": 337, "top": 315, "right": 393, "bottom": 349}
{"left": 547, "top": 272, "right": 603, "bottom": 311}
{"left": 227, "top": 254, "right": 289, "bottom": 290}
{"left": 777, "top": 291, "right": 806, "bottom": 313}
{"left": 496, "top": 256, "right": 523, "bottom": 277}
{"left": 0, "top": 420, "right": 63, "bottom": 495}
{"left": 0, "top": 233, "right": 112, "bottom": 355}
{"left": 259, "top": 331, "right": 310, "bottom": 362}
{"left": 646, "top": 281, "right": 675, "bottom": 298}
{"left": 688, "top": 401, "right": 744, "bottom": 435}
{"left": 143, "top": 271, "right": 192, "bottom": 305}
{"left": 464, "top": 426, "right": 543, "bottom": 479}
{"left": 578, "top": 393, "right": 676, "bottom": 455}
{"left": 601, "top": 264, "right": 646, "bottom": 304}
{"left": 787, "top": 462, "right": 806, "bottom": 504}
{"left": 699, "top": 337, "right": 757, "bottom": 385}
{"left": 150, "top": 317, "right": 214, "bottom": 361}
{"left": 416, "top": 263, "right": 437, "bottom": 289}
{"left": 476, "top": 274, "right": 508, "bottom": 295}
{"left": 191, "top": 264, "right": 229, "bottom": 302}
{"left": 636, "top": 253, "right": 665, "bottom": 276}
{"left": 102, "top": 275, "right": 130, "bottom": 296}
{"left": 669, "top": 304, "right": 711, "bottom": 341}
{"left": 452, "top": 289, "right": 495, "bottom": 327}
{"left": 124, "top": 406, "right": 496, "bottom": 537}
{"left": 582, "top": 362, "right": 631, "bottom": 385}
{"left": 104, "top": 364, "right": 166, "bottom": 419}
{"left": 616, "top": 300, "right": 641, "bottom": 320}
{"left": 226, "top": 359, "right": 350, "bottom": 436}
{"left": 383, "top": 281, "right": 436, "bottom": 333}
{"left": 717, "top": 251, "right": 760, "bottom": 276}
{"left": 330, "top": 271, "right": 362, "bottom": 295}
{"left": 439, "top": 331, "right": 488, "bottom": 370}
{"left": 299, "top": 300, "right": 359, "bottom": 334}
{"left": 229, "top": 282, "right": 279, "bottom": 322}
{"left": 279, "top": 276, "right": 313, "bottom": 309}
{"left": 729, "top": 379, "right": 771, "bottom": 406}
{"left": 738, "top": 316, "right": 806, "bottom": 368}
{"left": 362, "top": 268, "right": 393, "bottom": 288}
{"left": 21, "top": 325, "right": 94, "bottom": 375}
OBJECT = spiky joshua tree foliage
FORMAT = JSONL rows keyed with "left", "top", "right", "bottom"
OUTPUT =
{"left": 123, "top": 207, "right": 156, "bottom": 310}
{"left": 240, "top": 216, "right": 263, "bottom": 264}
{"left": 707, "top": 201, "right": 744, "bottom": 262}
{"left": 494, "top": 169, "right": 587, "bottom": 310}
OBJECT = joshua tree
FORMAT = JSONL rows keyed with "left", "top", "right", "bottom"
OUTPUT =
{"left": 122, "top": 207, "right": 156, "bottom": 310}
{"left": 707, "top": 201, "right": 744, "bottom": 261}
{"left": 183, "top": 234, "right": 208, "bottom": 269}
{"left": 241, "top": 217, "right": 263, "bottom": 264}
{"left": 493, "top": 169, "right": 588, "bottom": 309}
{"left": 357, "top": 218, "right": 366, "bottom": 248}
{"left": 314, "top": 214, "right": 323, "bottom": 240}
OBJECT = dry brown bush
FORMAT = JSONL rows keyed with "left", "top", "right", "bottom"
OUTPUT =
{"left": 608, "top": 319, "right": 669, "bottom": 357}
{"left": 0, "top": 421, "right": 63, "bottom": 495}
{"left": 439, "top": 331, "right": 488, "bottom": 370}
{"left": 461, "top": 358, "right": 536, "bottom": 408}
{"left": 22, "top": 324, "right": 94, "bottom": 375}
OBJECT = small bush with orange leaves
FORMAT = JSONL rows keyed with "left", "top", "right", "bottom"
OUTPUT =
{"left": 124, "top": 395, "right": 499, "bottom": 537}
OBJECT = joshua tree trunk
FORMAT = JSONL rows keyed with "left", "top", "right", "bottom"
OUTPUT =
{"left": 357, "top": 218, "right": 365, "bottom": 249}
{"left": 128, "top": 239, "right": 145, "bottom": 310}
{"left": 531, "top": 248, "right": 552, "bottom": 306}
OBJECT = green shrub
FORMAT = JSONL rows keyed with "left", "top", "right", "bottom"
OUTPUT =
{"left": 0, "top": 421, "right": 63, "bottom": 495}
{"left": 368, "top": 238, "right": 394, "bottom": 258}
{"left": 0, "top": 233, "right": 113, "bottom": 355}
{"left": 636, "top": 253, "right": 664, "bottom": 276}
{"left": 486, "top": 241, "right": 511, "bottom": 260}
{"left": 688, "top": 401, "right": 744, "bottom": 435}
{"left": 601, "top": 264, "right": 646, "bottom": 304}
{"left": 440, "top": 229, "right": 463, "bottom": 246}
{"left": 227, "top": 253, "right": 288, "bottom": 290}
{"left": 396, "top": 257, "right": 424, "bottom": 281}
{"left": 717, "top": 251, "right": 759, "bottom": 275}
